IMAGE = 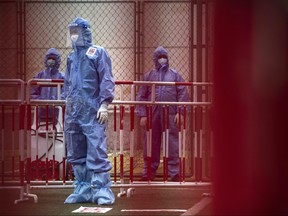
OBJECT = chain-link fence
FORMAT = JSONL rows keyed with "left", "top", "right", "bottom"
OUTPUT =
{"left": 0, "top": 0, "right": 213, "bottom": 179}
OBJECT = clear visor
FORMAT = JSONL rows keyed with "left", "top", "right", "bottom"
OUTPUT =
{"left": 66, "top": 26, "right": 85, "bottom": 48}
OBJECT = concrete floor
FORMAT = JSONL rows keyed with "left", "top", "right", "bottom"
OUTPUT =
{"left": 0, "top": 181, "right": 213, "bottom": 216}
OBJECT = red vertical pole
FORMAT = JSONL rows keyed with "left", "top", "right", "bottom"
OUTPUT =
{"left": 45, "top": 105, "right": 49, "bottom": 184}
{"left": 199, "top": 106, "right": 203, "bottom": 181}
{"left": 146, "top": 105, "right": 151, "bottom": 181}
{"left": 195, "top": 106, "right": 199, "bottom": 182}
{"left": 26, "top": 104, "right": 32, "bottom": 185}
{"left": 165, "top": 106, "right": 169, "bottom": 182}
{"left": 113, "top": 105, "right": 117, "bottom": 183}
{"left": 162, "top": 106, "right": 166, "bottom": 182}
{"left": 119, "top": 105, "right": 124, "bottom": 182}
{"left": 1, "top": 105, "right": 5, "bottom": 184}
{"left": 19, "top": 104, "right": 25, "bottom": 187}
{"left": 183, "top": 105, "right": 187, "bottom": 182}
{"left": 149, "top": 105, "right": 153, "bottom": 181}
{"left": 130, "top": 106, "right": 134, "bottom": 183}
{"left": 178, "top": 106, "right": 182, "bottom": 182}
{"left": 62, "top": 158, "right": 66, "bottom": 184}
{"left": 12, "top": 106, "right": 15, "bottom": 179}
{"left": 195, "top": 106, "right": 203, "bottom": 182}
{"left": 52, "top": 105, "right": 55, "bottom": 180}
{"left": 62, "top": 105, "right": 66, "bottom": 184}
{"left": 36, "top": 106, "right": 39, "bottom": 180}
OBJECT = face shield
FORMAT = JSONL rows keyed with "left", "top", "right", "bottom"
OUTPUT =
{"left": 66, "top": 25, "right": 85, "bottom": 48}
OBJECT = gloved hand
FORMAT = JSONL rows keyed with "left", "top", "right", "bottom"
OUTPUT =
{"left": 97, "top": 103, "right": 108, "bottom": 124}
{"left": 174, "top": 113, "right": 184, "bottom": 126}
{"left": 140, "top": 117, "right": 147, "bottom": 128}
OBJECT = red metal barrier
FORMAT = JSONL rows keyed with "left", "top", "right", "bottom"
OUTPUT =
{"left": 1, "top": 79, "right": 213, "bottom": 203}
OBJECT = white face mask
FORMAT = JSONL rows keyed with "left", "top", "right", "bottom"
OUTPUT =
{"left": 71, "top": 34, "right": 79, "bottom": 42}
{"left": 158, "top": 58, "right": 168, "bottom": 65}
{"left": 47, "top": 59, "right": 56, "bottom": 67}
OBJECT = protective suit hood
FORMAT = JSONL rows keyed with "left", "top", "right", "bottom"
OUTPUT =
{"left": 153, "top": 46, "right": 169, "bottom": 70}
{"left": 68, "top": 17, "right": 92, "bottom": 48}
{"left": 44, "top": 48, "right": 61, "bottom": 72}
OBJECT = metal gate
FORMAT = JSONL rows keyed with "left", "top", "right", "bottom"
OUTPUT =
{"left": 0, "top": 0, "right": 213, "bottom": 179}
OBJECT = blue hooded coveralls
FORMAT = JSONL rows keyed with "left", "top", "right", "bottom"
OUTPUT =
{"left": 63, "top": 17, "right": 115, "bottom": 205}
{"left": 30, "top": 48, "right": 64, "bottom": 121}
{"left": 136, "top": 46, "right": 189, "bottom": 180}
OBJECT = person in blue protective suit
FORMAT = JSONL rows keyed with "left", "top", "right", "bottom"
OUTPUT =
{"left": 136, "top": 46, "right": 189, "bottom": 182}
{"left": 30, "top": 48, "right": 64, "bottom": 122}
{"left": 62, "top": 17, "right": 115, "bottom": 205}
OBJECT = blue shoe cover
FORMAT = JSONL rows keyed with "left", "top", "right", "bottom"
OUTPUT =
{"left": 91, "top": 172, "right": 115, "bottom": 205}
{"left": 64, "top": 181, "right": 92, "bottom": 203}
{"left": 64, "top": 164, "right": 93, "bottom": 204}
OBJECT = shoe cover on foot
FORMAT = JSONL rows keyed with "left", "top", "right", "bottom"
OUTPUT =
{"left": 91, "top": 172, "right": 115, "bottom": 205}
{"left": 64, "top": 164, "right": 93, "bottom": 203}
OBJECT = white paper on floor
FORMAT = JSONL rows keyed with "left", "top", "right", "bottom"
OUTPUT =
{"left": 72, "top": 206, "right": 112, "bottom": 213}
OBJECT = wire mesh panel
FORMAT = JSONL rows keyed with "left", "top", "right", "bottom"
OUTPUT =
{"left": 0, "top": 1, "right": 18, "bottom": 99}
{"left": 142, "top": 1, "right": 191, "bottom": 82}
{"left": 25, "top": 1, "right": 136, "bottom": 102}
{"left": 0, "top": 0, "right": 213, "bottom": 181}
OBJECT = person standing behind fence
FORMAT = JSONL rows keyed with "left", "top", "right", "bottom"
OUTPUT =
{"left": 136, "top": 46, "right": 189, "bottom": 182}
{"left": 30, "top": 48, "right": 64, "bottom": 122}
{"left": 62, "top": 17, "right": 115, "bottom": 205}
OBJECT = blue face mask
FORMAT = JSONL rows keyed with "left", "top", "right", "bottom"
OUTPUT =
{"left": 47, "top": 59, "right": 56, "bottom": 67}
